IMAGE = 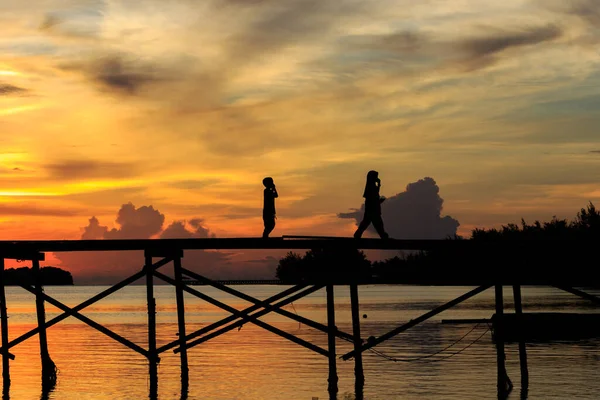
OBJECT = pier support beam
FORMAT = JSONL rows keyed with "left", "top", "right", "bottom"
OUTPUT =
{"left": 173, "top": 253, "right": 189, "bottom": 394}
{"left": 495, "top": 285, "right": 512, "bottom": 398}
{"left": 512, "top": 285, "right": 528, "bottom": 395}
{"left": 349, "top": 284, "right": 364, "bottom": 399}
{"left": 326, "top": 284, "right": 338, "bottom": 399}
{"left": 32, "top": 258, "right": 56, "bottom": 390}
{"left": 0, "top": 258, "right": 9, "bottom": 389}
{"left": 145, "top": 252, "right": 158, "bottom": 398}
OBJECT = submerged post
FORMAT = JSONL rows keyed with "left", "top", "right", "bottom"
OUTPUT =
{"left": 32, "top": 258, "right": 57, "bottom": 389}
{"left": 326, "top": 284, "right": 338, "bottom": 399}
{"left": 495, "top": 284, "right": 511, "bottom": 398}
{"left": 512, "top": 285, "right": 529, "bottom": 391}
{"left": 0, "top": 258, "right": 9, "bottom": 387}
{"left": 349, "top": 284, "right": 364, "bottom": 398}
{"left": 173, "top": 252, "right": 189, "bottom": 392}
{"left": 145, "top": 252, "right": 158, "bottom": 397}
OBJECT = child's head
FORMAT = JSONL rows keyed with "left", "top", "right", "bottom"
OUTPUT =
{"left": 366, "top": 170, "right": 379, "bottom": 183}
{"left": 263, "top": 177, "right": 274, "bottom": 188}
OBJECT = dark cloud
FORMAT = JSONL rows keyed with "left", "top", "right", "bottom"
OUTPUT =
{"left": 0, "top": 204, "right": 82, "bottom": 217}
{"left": 39, "top": 14, "right": 62, "bottom": 31}
{"left": 225, "top": 0, "right": 366, "bottom": 67}
{"left": 338, "top": 177, "right": 460, "bottom": 239}
{"left": 81, "top": 216, "right": 108, "bottom": 239}
{"left": 13, "top": 167, "right": 23, "bottom": 171}
{"left": 104, "top": 203, "right": 165, "bottom": 239}
{"left": 325, "top": 24, "right": 562, "bottom": 78}
{"left": 45, "top": 159, "right": 138, "bottom": 180}
{"left": 461, "top": 25, "right": 561, "bottom": 59}
{"left": 0, "top": 84, "right": 27, "bottom": 96}
{"left": 342, "top": 31, "right": 426, "bottom": 55}
{"left": 160, "top": 218, "right": 215, "bottom": 239}
{"left": 61, "top": 55, "right": 166, "bottom": 95}
{"left": 55, "top": 202, "right": 236, "bottom": 284}
{"left": 590, "top": 150, "right": 600, "bottom": 154}
{"left": 565, "top": 0, "right": 600, "bottom": 27}
{"left": 90, "top": 56, "right": 160, "bottom": 94}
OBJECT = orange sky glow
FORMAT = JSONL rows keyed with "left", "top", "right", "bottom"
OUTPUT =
{"left": 1, "top": 0, "right": 600, "bottom": 282}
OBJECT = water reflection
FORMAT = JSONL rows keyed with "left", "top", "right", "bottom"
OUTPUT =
{"left": 0, "top": 286, "right": 599, "bottom": 399}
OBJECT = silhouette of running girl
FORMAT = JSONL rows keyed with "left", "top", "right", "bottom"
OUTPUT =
{"left": 262, "top": 177, "right": 278, "bottom": 238}
{"left": 354, "top": 170, "right": 389, "bottom": 239}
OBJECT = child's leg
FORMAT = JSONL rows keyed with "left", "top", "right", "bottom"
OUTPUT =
{"left": 372, "top": 215, "right": 389, "bottom": 239}
{"left": 354, "top": 214, "right": 372, "bottom": 238}
{"left": 263, "top": 216, "right": 276, "bottom": 238}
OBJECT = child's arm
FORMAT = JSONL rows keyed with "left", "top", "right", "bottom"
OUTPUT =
{"left": 272, "top": 186, "right": 279, "bottom": 198}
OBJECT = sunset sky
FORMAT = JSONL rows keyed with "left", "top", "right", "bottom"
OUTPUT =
{"left": 1, "top": 0, "right": 600, "bottom": 282}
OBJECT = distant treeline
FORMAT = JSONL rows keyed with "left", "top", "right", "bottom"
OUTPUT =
{"left": 276, "top": 203, "right": 600, "bottom": 285}
{"left": 2, "top": 266, "right": 74, "bottom": 286}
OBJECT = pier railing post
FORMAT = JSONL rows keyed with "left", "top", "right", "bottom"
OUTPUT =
{"left": 144, "top": 251, "right": 158, "bottom": 398}
{"left": 0, "top": 258, "right": 9, "bottom": 388}
{"left": 32, "top": 257, "right": 56, "bottom": 390}
{"left": 495, "top": 284, "right": 512, "bottom": 398}
{"left": 512, "top": 284, "right": 528, "bottom": 394}
{"left": 326, "top": 284, "right": 338, "bottom": 399}
{"left": 173, "top": 252, "right": 189, "bottom": 393}
{"left": 349, "top": 283, "right": 364, "bottom": 398}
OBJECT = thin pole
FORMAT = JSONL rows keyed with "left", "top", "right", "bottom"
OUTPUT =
{"left": 173, "top": 255, "right": 189, "bottom": 391}
{"left": 326, "top": 284, "right": 338, "bottom": 399}
{"left": 512, "top": 285, "right": 528, "bottom": 391}
{"left": 495, "top": 285, "right": 512, "bottom": 398}
{"left": 145, "top": 253, "right": 158, "bottom": 398}
{"left": 349, "top": 284, "right": 364, "bottom": 397}
{"left": 0, "top": 258, "right": 9, "bottom": 387}
{"left": 32, "top": 259, "right": 56, "bottom": 389}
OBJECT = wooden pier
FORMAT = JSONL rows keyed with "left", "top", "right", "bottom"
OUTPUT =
{"left": 0, "top": 237, "right": 598, "bottom": 399}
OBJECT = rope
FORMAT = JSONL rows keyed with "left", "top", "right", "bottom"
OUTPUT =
{"left": 344, "top": 323, "right": 491, "bottom": 363}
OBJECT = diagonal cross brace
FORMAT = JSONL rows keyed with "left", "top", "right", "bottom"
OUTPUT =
{"left": 0, "top": 257, "right": 172, "bottom": 356}
{"left": 156, "top": 284, "right": 308, "bottom": 354}
{"left": 20, "top": 284, "right": 151, "bottom": 359}
{"left": 341, "top": 284, "right": 492, "bottom": 360}
{"left": 181, "top": 267, "right": 354, "bottom": 341}
{"left": 553, "top": 285, "right": 600, "bottom": 305}
{"left": 176, "top": 284, "right": 325, "bottom": 353}
{"left": 153, "top": 271, "right": 329, "bottom": 357}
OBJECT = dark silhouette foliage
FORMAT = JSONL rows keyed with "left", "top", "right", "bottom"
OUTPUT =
{"left": 278, "top": 203, "right": 600, "bottom": 285}
{"left": 276, "top": 248, "right": 371, "bottom": 283}
{"left": 372, "top": 202, "right": 600, "bottom": 285}
{"left": 2, "top": 266, "right": 74, "bottom": 285}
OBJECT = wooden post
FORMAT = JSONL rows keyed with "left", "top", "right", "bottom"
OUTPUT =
{"left": 145, "top": 253, "right": 158, "bottom": 398}
{"left": 326, "top": 284, "right": 338, "bottom": 399}
{"left": 495, "top": 284, "right": 512, "bottom": 398}
{"left": 173, "top": 254, "right": 189, "bottom": 392}
{"left": 349, "top": 284, "right": 364, "bottom": 398}
{"left": 512, "top": 285, "right": 529, "bottom": 391}
{"left": 32, "top": 258, "right": 56, "bottom": 389}
{"left": 0, "top": 258, "right": 9, "bottom": 387}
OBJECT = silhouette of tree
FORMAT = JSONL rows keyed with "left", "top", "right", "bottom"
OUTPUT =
{"left": 276, "top": 248, "right": 371, "bottom": 283}
{"left": 365, "top": 202, "right": 599, "bottom": 285}
{"left": 3, "top": 266, "right": 74, "bottom": 285}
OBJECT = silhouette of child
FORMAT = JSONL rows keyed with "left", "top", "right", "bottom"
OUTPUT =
{"left": 262, "top": 177, "right": 278, "bottom": 238}
{"left": 354, "top": 170, "right": 389, "bottom": 239}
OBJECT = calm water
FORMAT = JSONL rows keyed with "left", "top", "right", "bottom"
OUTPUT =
{"left": 2, "top": 285, "right": 600, "bottom": 399}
